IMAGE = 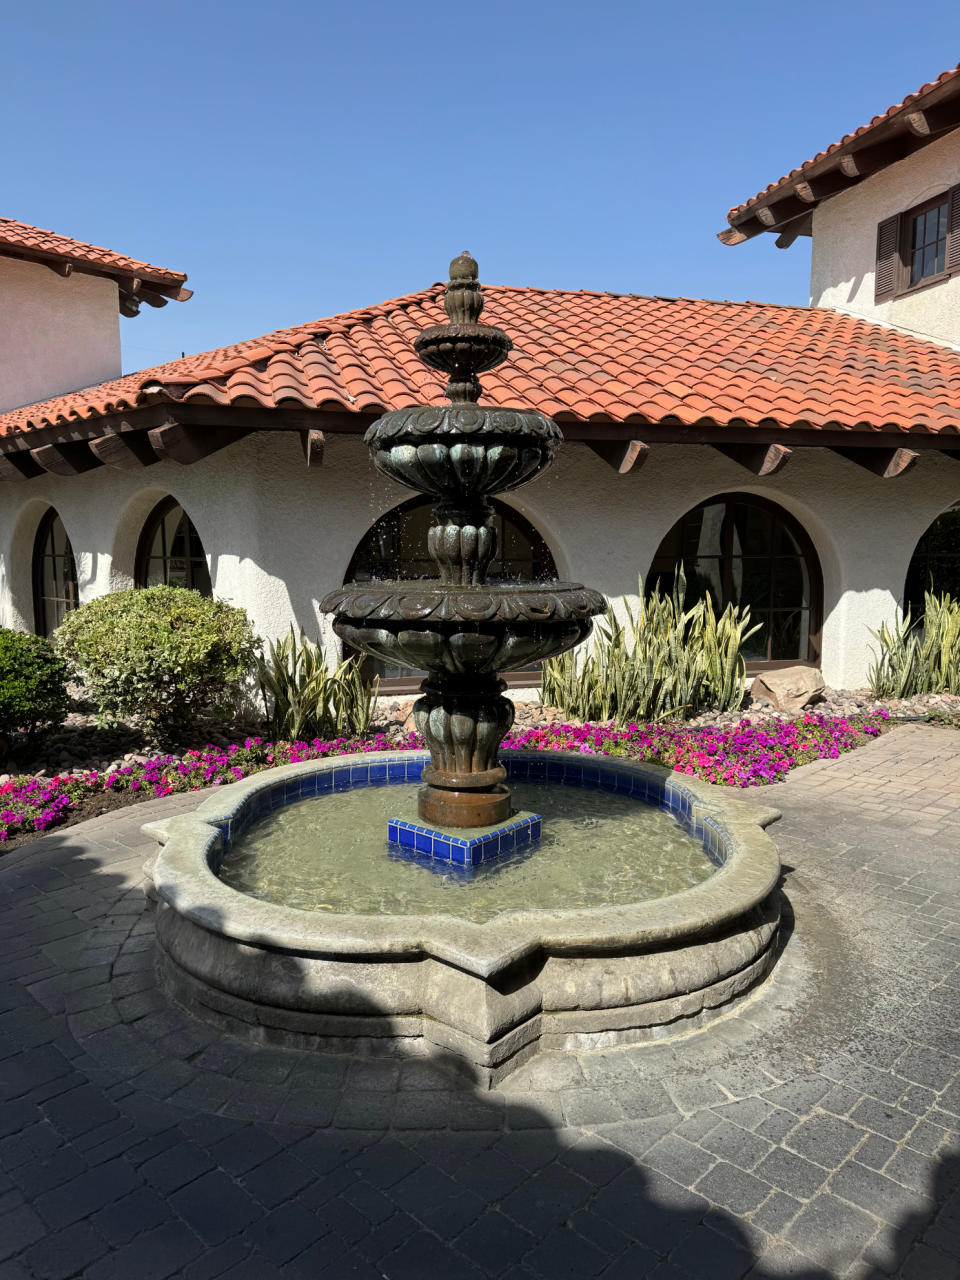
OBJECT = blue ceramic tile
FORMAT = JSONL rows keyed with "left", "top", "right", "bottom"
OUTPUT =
{"left": 300, "top": 774, "right": 318, "bottom": 798}
{"left": 333, "top": 767, "right": 352, "bottom": 791}
{"left": 405, "top": 759, "right": 424, "bottom": 781}
{"left": 415, "top": 831, "right": 432, "bottom": 854}
{"left": 388, "top": 761, "right": 407, "bottom": 782}
{"left": 284, "top": 779, "right": 301, "bottom": 802}
{"left": 315, "top": 772, "right": 333, "bottom": 794}
{"left": 369, "top": 762, "right": 387, "bottom": 785}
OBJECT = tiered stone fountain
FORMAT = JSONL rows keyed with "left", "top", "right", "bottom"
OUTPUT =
{"left": 145, "top": 257, "right": 782, "bottom": 1086}
{"left": 323, "top": 253, "right": 605, "bottom": 831}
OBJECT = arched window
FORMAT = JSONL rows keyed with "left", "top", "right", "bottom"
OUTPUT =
{"left": 904, "top": 503, "right": 960, "bottom": 617}
{"left": 646, "top": 494, "right": 822, "bottom": 666}
{"left": 33, "top": 509, "right": 79, "bottom": 636}
{"left": 135, "top": 498, "right": 212, "bottom": 596}
{"left": 343, "top": 496, "right": 558, "bottom": 688}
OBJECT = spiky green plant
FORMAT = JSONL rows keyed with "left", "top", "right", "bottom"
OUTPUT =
{"left": 540, "top": 567, "right": 760, "bottom": 724}
{"left": 868, "top": 592, "right": 960, "bottom": 698}
{"left": 257, "top": 628, "right": 378, "bottom": 740}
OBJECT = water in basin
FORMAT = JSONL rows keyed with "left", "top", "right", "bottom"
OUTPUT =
{"left": 218, "top": 782, "right": 717, "bottom": 924}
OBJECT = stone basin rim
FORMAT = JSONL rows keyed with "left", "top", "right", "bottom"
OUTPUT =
{"left": 144, "top": 750, "right": 782, "bottom": 982}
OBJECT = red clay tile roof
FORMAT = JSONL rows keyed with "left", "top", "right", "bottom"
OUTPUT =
{"left": 0, "top": 217, "right": 190, "bottom": 297}
{"left": 2, "top": 284, "right": 960, "bottom": 443}
{"left": 728, "top": 63, "right": 960, "bottom": 218}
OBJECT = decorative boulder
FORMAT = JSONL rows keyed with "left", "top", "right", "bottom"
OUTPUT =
{"left": 750, "top": 666, "right": 825, "bottom": 715}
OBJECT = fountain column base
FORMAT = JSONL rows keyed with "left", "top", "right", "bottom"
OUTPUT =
{"left": 413, "top": 676, "right": 516, "bottom": 827}
{"left": 418, "top": 782, "right": 512, "bottom": 828}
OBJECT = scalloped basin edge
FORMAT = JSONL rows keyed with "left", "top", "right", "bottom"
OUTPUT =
{"left": 143, "top": 750, "right": 783, "bottom": 1087}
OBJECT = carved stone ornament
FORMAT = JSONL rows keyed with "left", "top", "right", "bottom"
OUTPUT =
{"left": 320, "top": 252, "right": 605, "bottom": 827}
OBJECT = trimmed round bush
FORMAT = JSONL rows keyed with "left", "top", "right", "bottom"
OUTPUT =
{"left": 0, "top": 628, "right": 70, "bottom": 748}
{"left": 54, "top": 587, "right": 259, "bottom": 742}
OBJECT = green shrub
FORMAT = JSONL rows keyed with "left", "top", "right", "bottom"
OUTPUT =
{"left": 0, "top": 628, "right": 70, "bottom": 747}
{"left": 54, "top": 586, "right": 258, "bottom": 741}
{"left": 540, "top": 567, "right": 760, "bottom": 724}
{"left": 257, "top": 628, "right": 378, "bottom": 740}
{"left": 868, "top": 591, "right": 960, "bottom": 698}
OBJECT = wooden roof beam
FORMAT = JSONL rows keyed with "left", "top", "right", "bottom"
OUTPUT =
{"left": 586, "top": 439, "right": 649, "bottom": 474}
{"left": 840, "top": 137, "right": 913, "bottom": 177}
{"left": 794, "top": 171, "right": 860, "bottom": 203}
{"left": 713, "top": 442, "right": 792, "bottom": 476}
{"left": 0, "top": 451, "right": 45, "bottom": 481}
{"left": 148, "top": 423, "right": 250, "bottom": 465}
{"left": 831, "top": 446, "right": 919, "bottom": 478}
{"left": 775, "top": 213, "right": 813, "bottom": 249}
{"left": 904, "top": 99, "right": 960, "bottom": 137}
{"left": 300, "top": 429, "right": 325, "bottom": 467}
{"left": 29, "top": 441, "right": 104, "bottom": 476}
{"left": 89, "top": 430, "right": 160, "bottom": 470}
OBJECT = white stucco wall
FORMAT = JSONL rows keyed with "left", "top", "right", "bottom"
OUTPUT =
{"left": 811, "top": 130, "right": 960, "bottom": 347}
{"left": 0, "top": 258, "right": 122, "bottom": 412}
{"left": 1, "top": 431, "right": 957, "bottom": 691}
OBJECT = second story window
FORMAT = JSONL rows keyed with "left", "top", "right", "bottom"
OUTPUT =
{"left": 876, "top": 187, "right": 960, "bottom": 301}
{"left": 909, "top": 198, "right": 948, "bottom": 286}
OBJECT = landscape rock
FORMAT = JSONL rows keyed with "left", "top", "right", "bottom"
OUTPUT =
{"left": 749, "top": 667, "right": 826, "bottom": 715}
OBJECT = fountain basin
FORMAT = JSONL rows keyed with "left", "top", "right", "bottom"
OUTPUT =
{"left": 144, "top": 751, "right": 782, "bottom": 1087}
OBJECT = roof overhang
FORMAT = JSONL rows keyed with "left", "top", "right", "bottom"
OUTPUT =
{"left": 719, "top": 70, "right": 960, "bottom": 247}
{"left": 2, "top": 401, "right": 959, "bottom": 486}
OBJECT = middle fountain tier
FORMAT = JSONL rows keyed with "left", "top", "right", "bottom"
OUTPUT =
{"left": 322, "top": 252, "right": 605, "bottom": 828}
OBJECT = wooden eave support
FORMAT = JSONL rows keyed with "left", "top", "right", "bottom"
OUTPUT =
{"left": 0, "top": 451, "right": 45, "bottom": 481}
{"left": 89, "top": 430, "right": 160, "bottom": 469}
{"left": 29, "top": 441, "right": 103, "bottom": 476}
{"left": 300, "top": 429, "right": 325, "bottom": 467}
{"left": 794, "top": 171, "right": 859, "bottom": 203}
{"left": 713, "top": 442, "right": 792, "bottom": 476}
{"left": 904, "top": 100, "right": 960, "bottom": 137}
{"left": 775, "top": 214, "right": 813, "bottom": 249}
{"left": 585, "top": 439, "right": 649, "bottom": 474}
{"left": 148, "top": 423, "right": 250, "bottom": 465}
{"left": 831, "top": 446, "right": 920, "bottom": 478}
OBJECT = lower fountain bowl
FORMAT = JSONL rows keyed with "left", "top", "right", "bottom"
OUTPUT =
{"left": 143, "top": 751, "right": 782, "bottom": 1087}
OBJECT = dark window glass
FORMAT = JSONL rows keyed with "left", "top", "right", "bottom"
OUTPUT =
{"left": 904, "top": 505, "right": 960, "bottom": 617}
{"left": 136, "top": 499, "right": 211, "bottom": 596}
{"left": 344, "top": 497, "right": 557, "bottom": 683}
{"left": 646, "top": 496, "right": 821, "bottom": 664}
{"left": 910, "top": 201, "right": 949, "bottom": 285}
{"left": 33, "top": 510, "right": 79, "bottom": 636}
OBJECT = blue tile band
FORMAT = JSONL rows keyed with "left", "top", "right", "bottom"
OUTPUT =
{"left": 387, "top": 812, "right": 542, "bottom": 868}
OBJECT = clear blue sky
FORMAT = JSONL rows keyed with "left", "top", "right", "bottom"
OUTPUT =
{"left": 4, "top": 0, "right": 958, "bottom": 374}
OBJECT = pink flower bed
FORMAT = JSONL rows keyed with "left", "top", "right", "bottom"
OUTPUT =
{"left": 0, "top": 711, "right": 891, "bottom": 844}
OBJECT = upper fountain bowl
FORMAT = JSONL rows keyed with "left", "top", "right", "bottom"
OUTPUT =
{"left": 364, "top": 405, "right": 562, "bottom": 498}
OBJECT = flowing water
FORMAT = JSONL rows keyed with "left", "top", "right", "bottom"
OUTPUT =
{"left": 218, "top": 783, "right": 717, "bottom": 924}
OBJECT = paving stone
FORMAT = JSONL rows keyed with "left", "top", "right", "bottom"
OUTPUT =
{"left": 694, "top": 1161, "right": 773, "bottom": 1214}
{"left": 90, "top": 1186, "right": 172, "bottom": 1246}
{"left": 455, "top": 1208, "right": 536, "bottom": 1273}
{"left": 847, "top": 1096, "right": 918, "bottom": 1141}
{"left": 786, "top": 1192, "right": 879, "bottom": 1272}
{"left": 21, "top": 1220, "right": 110, "bottom": 1279}
{"left": 247, "top": 1201, "right": 331, "bottom": 1264}
{"left": 240, "top": 1152, "right": 314, "bottom": 1208}
{"left": 749, "top": 1190, "right": 803, "bottom": 1235}
{"left": 783, "top": 1113, "right": 867, "bottom": 1169}
{"left": 828, "top": 1158, "right": 930, "bottom": 1223}
{"left": 855, "top": 1134, "right": 898, "bottom": 1171}
{"left": 85, "top": 1220, "right": 205, "bottom": 1279}
{"left": 524, "top": 1224, "right": 610, "bottom": 1278}
{"left": 668, "top": 1224, "right": 755, "bottom": 1278}
{"left": 140, "top": 1142, "right": 215, "bottom": 1193}
{"left": 33, "top": 1157, "right": 139, "bottom": 1229}
{"left": 167, "top": 1170, "right": 263, "bottom": 1246}
{"left": 0, "top": 1204, "right": 47, "bottom": 1262}
{"left": 698, "top": 1118, "right": 774, "bottom": 1170}
{"left": 754, "top": 1148, "right": 827, "bottom": 1201}
{"left": 643, "top": 1134, "right": 718, "bottom": 1186}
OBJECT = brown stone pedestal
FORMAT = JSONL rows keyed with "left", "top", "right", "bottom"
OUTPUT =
{"left": 418, "top": 783, "right": 512, "bottom": 828}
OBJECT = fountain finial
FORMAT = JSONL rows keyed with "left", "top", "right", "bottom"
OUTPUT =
{"left": 414, "top": 253, "right": 511, "bottom": 403}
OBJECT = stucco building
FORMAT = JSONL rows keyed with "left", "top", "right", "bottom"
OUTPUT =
{"left": 2, "top": 64, "right": 960, "bottom": 695}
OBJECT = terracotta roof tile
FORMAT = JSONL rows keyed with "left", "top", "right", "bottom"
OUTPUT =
{"left": 2, "top": 283, "right": 960, "bottom": 442}
{"left": 0, "top": 217, "right": 189, "bottom": 295}
{"left": 726, "top": 63, "right": 960, "bottom": 224}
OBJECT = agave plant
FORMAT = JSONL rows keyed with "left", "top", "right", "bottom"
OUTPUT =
{"left": 541, "top": 567, "right": 760, "bottom": 724}
{"left": 868, "top": 592, "right": 960, "bottom": 698}
{"left": 257, "top": 628, "right": 378, "bottom": 740}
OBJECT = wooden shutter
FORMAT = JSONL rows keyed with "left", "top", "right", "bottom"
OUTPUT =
{"left": 875, "top": 214, "right": 901, "bottom": 300}
{"left": 947, "top": 184, "right": 960, "bottom": 273}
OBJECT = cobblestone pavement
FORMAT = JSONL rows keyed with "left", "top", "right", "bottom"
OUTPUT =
{"left": 1, "top": 724, "right": 959, "bottom": 1279}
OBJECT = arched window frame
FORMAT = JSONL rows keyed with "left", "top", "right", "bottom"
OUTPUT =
{"left": 646, "top": 492, "right": 823, "bottom": 670}
{"left": 903, "top": 502, "right": 960, "bottom": 618}
{"left": 135, "top": 497, "right": 212, "bottom": 596}
{"left": 343, "top": 496, "right": 559, "bottom": 694}
{"left": 32, "top": 508, "right": 79, "bottom": 636}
